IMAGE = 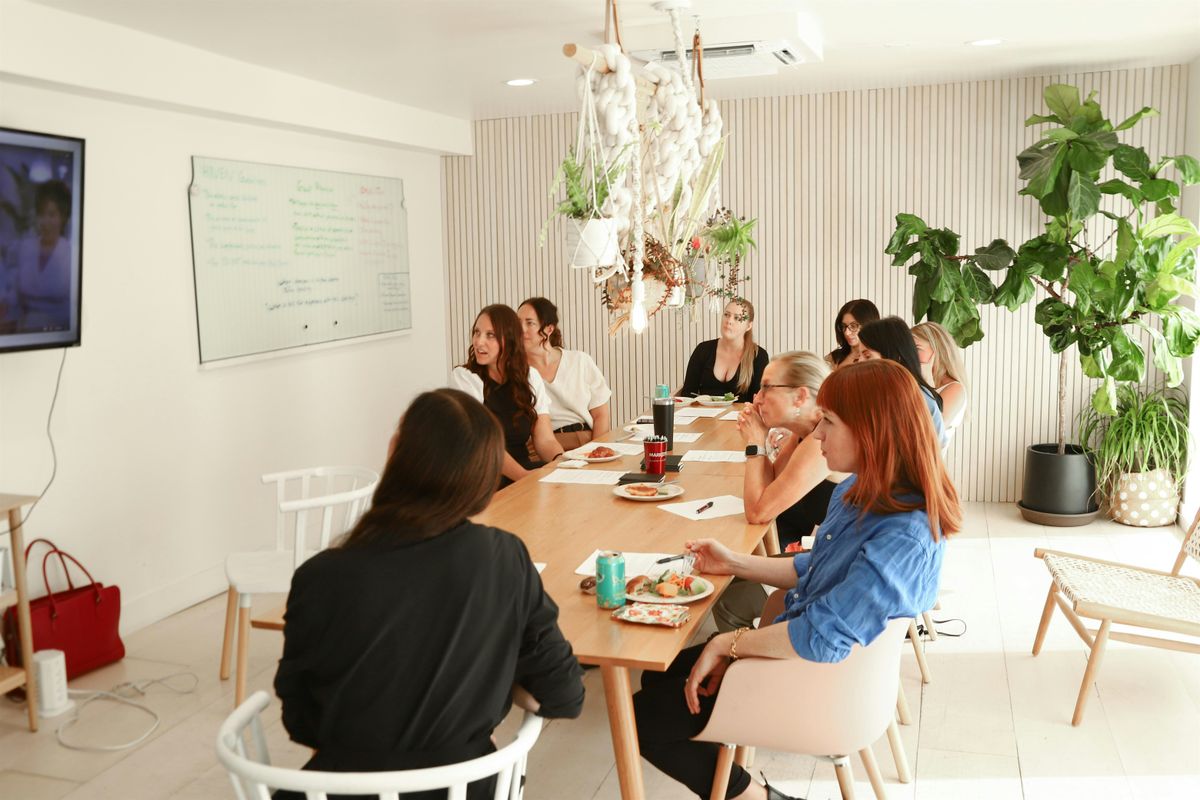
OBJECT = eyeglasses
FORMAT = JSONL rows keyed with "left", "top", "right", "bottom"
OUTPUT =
{"left": 839, "top": 321, "right": 863, "bottom": 334}
{"left": 758, "top": 383, "right": 800, "bottom": 393}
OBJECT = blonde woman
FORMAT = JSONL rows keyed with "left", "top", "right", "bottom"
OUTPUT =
{"left": 912, "top": 321, "right": 968, "bottom": 444}
{"left": 679, "top": 298, "right": 769, "bottom": 402}
{"left": 737, "top": 351, "right": 849, "bottom": 549}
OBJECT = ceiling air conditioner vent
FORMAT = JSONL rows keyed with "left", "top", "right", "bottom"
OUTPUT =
{"left": 633, "top": 40, "right": 811, "bottom": 80}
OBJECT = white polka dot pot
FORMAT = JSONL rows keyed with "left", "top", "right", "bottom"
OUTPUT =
{"left": 1110, "top": 468, "right": 1179, "bottom": 527}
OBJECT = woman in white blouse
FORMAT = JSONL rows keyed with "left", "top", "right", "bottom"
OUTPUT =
{"left": 517, "top": 297, "right": 612, "bottom": 450}
{"left": 450, "top": 304, "right": 564, "bottom": 485}
{"left": 911, "top": 321, "right": 968, "bottom": 446}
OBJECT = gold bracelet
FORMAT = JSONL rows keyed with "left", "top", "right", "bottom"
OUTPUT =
{"left": 729, "top": 626, "right": 750, "bottom": 660}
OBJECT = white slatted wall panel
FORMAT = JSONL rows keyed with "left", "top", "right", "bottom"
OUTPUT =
{"left": 442, "top": 65, "right": 1189, "bottom": 502}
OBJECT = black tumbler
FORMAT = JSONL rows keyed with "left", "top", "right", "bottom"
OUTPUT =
{"left": 652, "top": 397, "right": 674, "bottom": 451}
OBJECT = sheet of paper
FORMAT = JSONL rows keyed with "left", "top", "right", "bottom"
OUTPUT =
{"left": 719, "top": 410, "right": 740, "bottom": 421}
{"left": 681, "top": 450, "right": 747, "bottom": 463}
{"left": 574, "top": 549, "right": 679, "bottom": 577}
{"left": 566, "top": 441, "right": 644, "bottom": 458}
{"left": 627, "top": 430, "right": 703, "bottom": 443}
{"left": 658, "top": 494, "right": 746, "bottom": 521}
{"left": 632, "top": 416, "right": 694, "bottom": 426}
{"left": 675, "top": 407, "right": 723, "bottom": 419}
{"left": 534, "top": 563, "right": 546, "bottom": 574}
{"left": 539, "top": 469, "right": 625, "bottom": 485}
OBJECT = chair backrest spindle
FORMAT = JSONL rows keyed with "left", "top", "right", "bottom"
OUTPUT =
{"left": 1171, "top": 505, "right": 1200, "bottom": 576}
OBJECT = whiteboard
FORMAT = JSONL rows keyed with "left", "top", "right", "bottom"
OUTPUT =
{"left": 188, "top": 157, "right": 411, "bottom": 362}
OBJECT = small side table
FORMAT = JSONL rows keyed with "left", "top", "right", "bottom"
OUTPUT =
{"left": 0, "top": 494, "right": 40, "bottom": 731}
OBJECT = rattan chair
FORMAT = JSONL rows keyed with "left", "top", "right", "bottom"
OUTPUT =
{"left": 1031, "top": 505, "right": 1200, "bottom": 725}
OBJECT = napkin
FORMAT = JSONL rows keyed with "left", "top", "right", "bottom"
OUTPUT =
{"left": 574, "top": 549, "right": 677, "bottom": 577}
{"left": 658, "top": 495, "right": 745, "bottom": 521}
{"left": 539, "top": 469, "right": 625, "bottom": 485}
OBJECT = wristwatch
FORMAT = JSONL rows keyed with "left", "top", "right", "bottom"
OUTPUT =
{"left": 745, "top": 444, "right": 764, "bottom": 458}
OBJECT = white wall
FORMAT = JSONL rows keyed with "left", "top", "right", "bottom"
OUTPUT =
{"left": 0, "top": 0, "right": 471, "bottom": 634}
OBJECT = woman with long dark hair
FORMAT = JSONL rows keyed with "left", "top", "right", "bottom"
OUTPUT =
{"left": 858, "top": 316, "right": 948, "bottom": 448}
{"left": 274, "top": 389, "right": 585, "bottom": 800}
{"left": 451, "top": 304, "right": 564, "bottom": 484}
{"left": 826, "top": 298, "right": 880, "bottom": 368}
{"left": 633, "top": 360, "right": 960, "bottom": 800}
{"left": 679, "top": 298, "right": 769, "bottom": 402}
{"left": 517, "top": 297, "right": 612, "bottom": 450}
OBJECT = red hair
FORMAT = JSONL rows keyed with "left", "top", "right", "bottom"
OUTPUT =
{"left": 817, "top": 359, "right": 961, "bottom": 540}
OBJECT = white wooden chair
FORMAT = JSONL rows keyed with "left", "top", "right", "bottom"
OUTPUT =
{"left": 218, "top": 466, "right": 379, "bottom": 706}
{"left": 694, "top": 618, "right": 912, "bottom": 800}
{"left": 217, "top": 690, "right": 542, "bottom": 800}
{"left": 1032, "top": 506, "right": 1200, "bottom": 725}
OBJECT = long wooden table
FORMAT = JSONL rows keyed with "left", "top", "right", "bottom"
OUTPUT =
{"left": 473, "top": 406, "right": 766, "bottom": 800}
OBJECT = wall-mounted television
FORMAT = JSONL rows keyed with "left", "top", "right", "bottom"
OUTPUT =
{"left": 0, "top": 126, "right": 85, "bottom": 353}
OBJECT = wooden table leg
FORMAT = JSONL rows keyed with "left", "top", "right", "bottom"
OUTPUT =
{"left": 8, "top": 508, "right": 39, "bottom": 731}
{"left": 600, "top": 665, "right": 645, "bottom": 800}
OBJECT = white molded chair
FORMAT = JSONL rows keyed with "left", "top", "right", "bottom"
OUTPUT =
{"left": 694, "top": 618, "right": 911, "bottom": 800}
{"left": 219, "top": 466, "right": 379, "bottom": 706}
{"left": 217, "top": 691, "right": 543, "bottom": 800}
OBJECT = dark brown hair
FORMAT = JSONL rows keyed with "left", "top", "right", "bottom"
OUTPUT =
{"left": 858, "top": 316, "right": 944, "bottom": 411}
{"left": 463, "top": 304, "right": 538, "bottom": 426}
{"left": 519, "top": 297, "right": 564, "bottom": 348}
{"left": 35, "top": 180, "right": 71, "bottom": 235}
{"left": 341, "top": 389, "right": 504, "bottom": 546}
{"left": 828, "top": 299, "right": 880, "bottom": 365}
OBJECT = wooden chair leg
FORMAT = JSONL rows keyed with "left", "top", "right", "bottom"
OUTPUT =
{"left": 908, "top": 619, "right": 931, "bottom": 684}
{"left": 709, "top": 744, "right": 735, "bottom": 800}
{"left": 885, "top": 719, "right": 912, "bottom": 783}
{"left": 763, "top": 523, "right": 780, "bottom": 556}
{"left": 833, "top": 756, "right": 857, "bottom": 800}
{"left": 220, "top": 587, "right": 238, "bottom": 680}
{"left": 1072, "top": 619, "right": 1111, "bottom": 726}
{"left": 895, "top": 682, "right": 912, "bottom": 726}
{"left": 1032, "top": 583, "right": 1057, "bottom": 656}
{"left": 859, "top": 745, "right": 887, "bottom": 800}
{"left": 235, "top": 598, "right": 251, "bottom": 707}
{"left": 921, "top": 611, "right": 938, "bottom": 642}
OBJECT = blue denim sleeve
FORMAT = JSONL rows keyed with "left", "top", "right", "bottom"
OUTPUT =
{"left": 785, "top": 524, "right": 939, "bottom": 662}
{"left": 791, "top": 550, "right": 812, "bottom": 579}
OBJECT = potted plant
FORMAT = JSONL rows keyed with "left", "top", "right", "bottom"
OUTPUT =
{"left": 1078, "top": 385, "right": 1191, "bottom": 526}
{"left": 546, "top": 150, "right": 626, "bottom": 269}
{"left": 884, "top": 84, "right": 1200, "bottom": 525}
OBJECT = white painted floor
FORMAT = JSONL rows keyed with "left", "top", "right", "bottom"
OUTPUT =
{"left": 1, "top": 503, "right": 1198, "bottom": 799}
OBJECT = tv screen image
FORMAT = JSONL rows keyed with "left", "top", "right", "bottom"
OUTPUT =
{"left": 0, "top": 126, "right": 84, "bottom": 353}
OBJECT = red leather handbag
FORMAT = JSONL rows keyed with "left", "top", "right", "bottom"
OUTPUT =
{"left": 2, "top": 538, "right": 125, "bottom": 680}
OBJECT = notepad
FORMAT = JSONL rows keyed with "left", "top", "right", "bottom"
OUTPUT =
{"left": 658, "top": 495, "right": 746, "bottom": 521}
{"left": 574, "top": 549, "right": 677, "bottom": 577}
{"left": 675, "top": 407, "right": 723, "bottom": 419}
{"left": 539, "top": 469, "right": 625, "bottom": 485}
{"left": 681, "top": 450, "right": 746, "bottom": 463}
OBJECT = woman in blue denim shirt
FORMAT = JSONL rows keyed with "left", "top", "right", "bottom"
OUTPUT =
{"left": 633, "top": 359, "right": 961, "bottom": 800}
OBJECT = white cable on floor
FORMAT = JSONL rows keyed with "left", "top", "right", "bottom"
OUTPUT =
{"left": 56, "top": 672, "right": 199, "bottom": 752}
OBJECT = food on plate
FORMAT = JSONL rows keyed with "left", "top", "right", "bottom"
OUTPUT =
{"left": 624, "top": 483, "right": 662, "bottom": 497}
{"left": 627, "top": 570, "right": 704, "bottom": 598}
{"left": 586, "top": 446, "right": 616, "bottom": 458}
{"left": 722, "top": 392, "right": 736, "bottom": 401}
{"left": 579, "top": 576, "right": 598, "bottom": 595}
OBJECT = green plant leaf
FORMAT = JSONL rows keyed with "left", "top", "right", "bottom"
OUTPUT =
{"left": 1102, "top": 266, "right": 1140, "bottom": 319}
{"left": 930, "top": 228, "right": 960, "bottom": 256}
{"left": 1162, "top": 234, "right": 1200, "bottom": 278}
{"left": 1017, "top": 141, "right": 1066, "bottom": 198}
{"left": 1044, "top": 128, "right": 1079, "bottom": 142}
{"left": 1113, "top": 144, "right": 1154, "bottom": 182}
{"left": 889, "top": 240, "right": 920, "bottom": 266}
{"left": 1091, "top": 377, "right": 1118, "bottom": 416}
{"left": 1097, "top": 178, "right": 1143, "bottom": 205}
{"left": 1141, "top": 212, "right": 1197, "bottom": 239}
{"left": 1162, "top": 305, "right": 1200, "bottom": 356}
{"left": 1115, "top": 219, "right": 1135, "bottom": 267}
{"left": 1169, "top": 154, "right": 1200, "bottom": 184}
{"left": 1067, "top": 140, "right": 1109, "bottom": 174}
{"left": 1025, "top": 113, "right": 1060, "bottom": 127}
{"left": 1140, "top": 179, "right": 1180, "bottom": 203}
{"left": 1114, "top": 106, "right": 1159, "bottom": 130}
{"left": 963, "top": 264, "right": 996, "bottom": 302}
{"left": 1068, "top": 172, "right": 1101, "bottom": 219}
{"left": 1043, "top": 84, "right": 1081, "bottom": 122}
{"left": 1079, "top": 352, "right": 1106, "bottom": 379}
{"left": 993, "top": 265, "right": 1035, "bottom": 311}
{"left": 885, "top": 213, "right": 927, "bottom": 255}
{"left": 912, "top": 276, "right": 933, "bottom": 321}
{"left": 973, "top": 239, "right": 1016, "bottom": 270}
{"left": 1039, "top": 164, "right": 1072, "bottom": 216}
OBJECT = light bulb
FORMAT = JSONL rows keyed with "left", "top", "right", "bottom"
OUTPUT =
{"left": 630, "top": 278, "right": 648, "bottom": 334}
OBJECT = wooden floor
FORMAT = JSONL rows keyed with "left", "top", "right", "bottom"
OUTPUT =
{"left": 1, "top": 502, "right": 1197, "bottom": 799}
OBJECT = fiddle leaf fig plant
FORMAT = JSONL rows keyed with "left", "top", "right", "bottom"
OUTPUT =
{"left": 885, "top": 84, "right": 1200, "bottom": 451}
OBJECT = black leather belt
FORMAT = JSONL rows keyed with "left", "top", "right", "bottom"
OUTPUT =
{"left": 554, "top": 422, "right": 591, "bottom": 434}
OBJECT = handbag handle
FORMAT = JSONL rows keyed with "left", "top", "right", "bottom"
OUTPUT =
{"left": 24, "top": 538, "right": 76, "bottom": 593}
{"left": 41, "top": 549, "right": 103, "bottom": 619}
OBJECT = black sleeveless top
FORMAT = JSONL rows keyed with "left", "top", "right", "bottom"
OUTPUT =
{"left": 482, "top": 375, "right": 537, "bottom": 471}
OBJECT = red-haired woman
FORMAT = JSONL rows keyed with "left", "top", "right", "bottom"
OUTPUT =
{"left": 633, "top": 359, "right": 961, "bottom": 800}
{"left": 451, "top": 304, "right": 564, "bottom": 485}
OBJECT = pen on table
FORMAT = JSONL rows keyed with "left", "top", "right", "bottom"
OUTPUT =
{"left": 655, "top": 553, "right": 688, "bottom": 565}
{"left": 695, "top": 501, "right": 715, "bottom": 514}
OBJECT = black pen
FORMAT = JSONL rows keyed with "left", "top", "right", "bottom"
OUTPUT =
{"left": 655, "top": 553, "right": 688, "bottom": 564}
{"left": 695, "top": 501, "right": 714, "bottom": 514}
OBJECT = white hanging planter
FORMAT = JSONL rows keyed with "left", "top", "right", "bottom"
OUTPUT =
{"left": 1109, "top": 468, "right": 1179, "bottom": 527}
{"left": 565, "top": 218, "right": 620, "bottom": 268}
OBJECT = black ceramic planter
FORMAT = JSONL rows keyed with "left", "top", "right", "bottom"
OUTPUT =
{"left": 1017, "top": 443, "right": 1100, "bottom": 526}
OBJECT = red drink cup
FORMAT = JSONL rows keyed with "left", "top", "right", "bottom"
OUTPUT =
{"left": 644, "top": 436, "right": 667, "bottom": 475}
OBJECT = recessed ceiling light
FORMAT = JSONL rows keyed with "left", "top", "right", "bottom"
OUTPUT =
{"left": 505, "top": 78, "right": 537, "bottom": 87}
{"left": 968, "top": 38, "right": 1003, "bottom": 47}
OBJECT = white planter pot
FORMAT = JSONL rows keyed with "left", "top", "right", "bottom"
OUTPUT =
{"left": 564, "top": 218, "right": 620, "bottom": 269}
{"left": 1110, "top": 468, "right": 1178, "bottom": 527}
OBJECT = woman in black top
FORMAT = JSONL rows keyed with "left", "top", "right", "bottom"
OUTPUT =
{"left": 825, "top": 298, "right": 880, "bottom": 368}
{"left": 274, "top": 389, "right": 584, "bottom": 800}
{"left": 679, "top": 298, "right": 769, "bottom": 402}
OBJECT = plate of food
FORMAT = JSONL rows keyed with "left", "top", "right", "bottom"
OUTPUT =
{"left": 695, "top": 393, "right": 737, "bottom": 407}
{"left": 625, "top": 570, "right": 714, "bottom": 604}
{"left": 575, "top": 445, "right": 622, "bottom": 463}
{"left": 612, "top": 482, "right": 685, "bottom": 502}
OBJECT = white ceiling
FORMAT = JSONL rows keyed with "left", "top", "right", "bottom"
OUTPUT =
{"left": 32, "top": 0, "right": 1200, "bottom": 120}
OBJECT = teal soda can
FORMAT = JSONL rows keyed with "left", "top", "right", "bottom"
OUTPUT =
{"left": 596, "top": 551, "right": 626, "bottom": 609}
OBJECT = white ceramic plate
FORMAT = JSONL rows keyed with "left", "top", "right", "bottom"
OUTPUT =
{"left": 695, "top": 395, "right": 737, "bottom": 407}
{"left": 574, "top": 450, "right": 623, "bottom": 463}
{"left": 623, "top": 423, "right": 655, "bottom": 439}
{"left": 612, "top": 483, "right": 685, "bottom": 502}
{"left": 628, "top": 576, "right": 714, "bottom": 604}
